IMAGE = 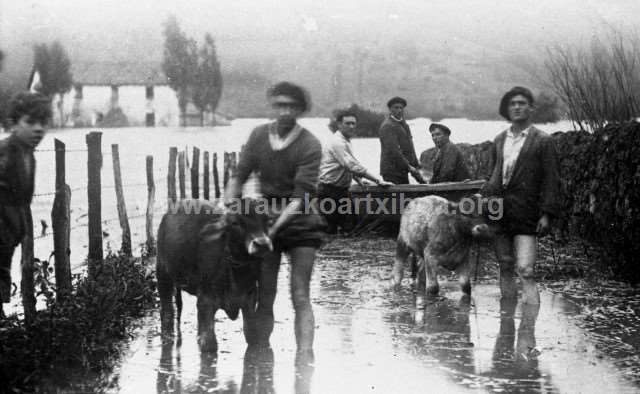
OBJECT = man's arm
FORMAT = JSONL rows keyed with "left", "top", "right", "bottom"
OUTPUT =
{"left": 331, "top": 140, "right": 387, "bottom": 185}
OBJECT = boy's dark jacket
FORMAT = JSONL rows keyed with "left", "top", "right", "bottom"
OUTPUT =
{"left": 0, "top": 133, "right": 35, "bottom": 206}
{"left": 481, "top": 126, "right": 561, "bottom": 234}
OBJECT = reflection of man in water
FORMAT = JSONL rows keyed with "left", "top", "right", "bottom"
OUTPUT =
{"left": 421, "top": 123, "right": 471, "bottom": 183}
{"left": 378, "top": 96, "right": 425, "bottom": 184}
{"left": 491, "top": 298, "right": 544, "bottom": 391}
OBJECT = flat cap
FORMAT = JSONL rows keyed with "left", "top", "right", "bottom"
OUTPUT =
{"left": 387, "top": 96, "right": 407, "bottom": 108}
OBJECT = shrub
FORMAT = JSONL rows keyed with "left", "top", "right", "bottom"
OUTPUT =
{"left": 0, "top": 253, "right": 156, "bottom": 391}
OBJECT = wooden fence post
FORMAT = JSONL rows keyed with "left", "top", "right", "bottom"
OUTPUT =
{"left": 52, "top": 139, "right": 71, "bottom": 300}
{"left": 86, "top": 132, "right": 103, "bottom": 275}
{"left": 178, "top": 151, "right": 186, "bottom": 200}
{"left": 230, "top": 152, "right": 238, "bottom": 177}
{"left": 203, "top": 151, "right": 210, "bottom": 200}
{"left": 223, "top": 152, "right": 230, "bottom": 188}
{"left": 167, "top": 147, "right": 177, "bottom": 203}
{"left": 111, "top": 144, "right": 131, "bottom": 256}
{"left": 213, "top": 152, "right": 220, "bottom": 198}
{"left": 191, "top": 147, "right": 200, "bottom": 199}
{"left": 146, "top": 155, "right": 156, "bottom": 256}
{"left": 20, "top": 207, "right": 35, "bottom": 323}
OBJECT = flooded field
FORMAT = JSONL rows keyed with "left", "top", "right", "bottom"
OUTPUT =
{"left": 50, "top": 237, "right": 640, "bottom": 394}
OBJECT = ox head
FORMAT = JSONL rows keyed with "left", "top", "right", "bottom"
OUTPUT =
{"left": 225, "top": 198, "right": 273, "bottom": 256}
{"left": 447, "top": 198, "right": 499, "bottom": 241}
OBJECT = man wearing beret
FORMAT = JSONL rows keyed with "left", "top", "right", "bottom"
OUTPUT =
{"left": 378, "top": 97, "right": 425, "bottom": 184}
{"left": 480, "top": 86, "right": 561, "bottom": 304}
{"left": 423, "top": 122, "right": 471, "bottom": 183}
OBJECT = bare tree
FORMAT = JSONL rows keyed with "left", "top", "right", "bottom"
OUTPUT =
{"left": 545, "top": 31, "right": 640, "bottom": 131}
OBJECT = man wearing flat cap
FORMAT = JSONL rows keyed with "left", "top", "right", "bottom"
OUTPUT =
{"left": 422, "top": 122, "right": 471, "bottom": 183}
{"left": 378, "top": 96, "right": 425, "bottom": 184}
{"left": 480, "top": 86, "right": 561, "bottom": 305}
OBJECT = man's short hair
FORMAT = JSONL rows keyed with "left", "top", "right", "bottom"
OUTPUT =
{"left": 499, "top": 86, "right": 535, "bottom": 120}
{"left": 267, "top": 81, "right": 311, "bottom": 112}
{"left": 387, "top": 96, "right": 407, "bottom": 108}
{"left": 429, "top": 123, "right": 451, "bottom": 136}
{"left": 336, "top": 110, "right": 357, "bottom": 123}
{"left": 8, "top": 91, "right": 52, "bottom": 125}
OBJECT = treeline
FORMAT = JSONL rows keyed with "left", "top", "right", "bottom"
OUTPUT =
{"left": 162, "top": 15, "right": 223, "bottom": 126}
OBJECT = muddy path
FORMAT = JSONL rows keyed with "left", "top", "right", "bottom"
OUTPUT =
{"left": 52, "top": 236, "right": 640, "bottom": 393}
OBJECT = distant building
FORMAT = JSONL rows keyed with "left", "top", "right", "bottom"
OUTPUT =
{"left": 27, "top": 61, "right": 207, "bottom": 128}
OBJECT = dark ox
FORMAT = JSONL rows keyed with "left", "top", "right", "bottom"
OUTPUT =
{"left": 156, "top": 199, "right": 272, "bottom": 352}
{"left": 394, "top": 195, "right": 495, "bottom": 299}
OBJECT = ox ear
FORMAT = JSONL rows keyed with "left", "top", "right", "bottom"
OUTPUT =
{"left": 448, "top": 201, "right": 459, "bottom": 213}
{"left": 199, "top": 218, "right": 227, "bottom": 243}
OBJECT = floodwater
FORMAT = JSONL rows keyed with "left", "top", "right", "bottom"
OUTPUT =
{"left": 4, "top": 117, "right": 574, "bottom": 316}
{"left": 51, "top": 238, "right": 639, "bottom": 394}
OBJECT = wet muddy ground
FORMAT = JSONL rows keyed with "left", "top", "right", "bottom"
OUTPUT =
{"left": 54, "top": 236, "right": 640, "bottom": 393}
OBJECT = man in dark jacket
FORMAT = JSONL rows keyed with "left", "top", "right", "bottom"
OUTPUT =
{"left": 378, "top": 97, "right": 425, "bottom": 184}
{"left": 0, "top": 92, "right": 51, "bottom": 317}
{"left": 425, "top": 123, "right": 471, "bottom": 183}
{"left": 480, "top": 86, "right": 561, "bottom": 305}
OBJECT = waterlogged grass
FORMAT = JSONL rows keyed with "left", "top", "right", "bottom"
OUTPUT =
{"left": 0, "top": 254, "right": 156, "bottom": 392}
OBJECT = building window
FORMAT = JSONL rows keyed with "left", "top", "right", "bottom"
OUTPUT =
{"left": 146, "top": 86, "right": 154, "bottom": 100}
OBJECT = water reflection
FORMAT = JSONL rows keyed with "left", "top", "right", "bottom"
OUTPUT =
{"left": 240, "top": 346, "right": 274, "bottom": 394}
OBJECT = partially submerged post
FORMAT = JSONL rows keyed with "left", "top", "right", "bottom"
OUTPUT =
{"left": 203, "top": 151, "right": 210, "bottom": 200}
{"left": 191, "top": 147, "right": 200, "bottom": 199}
{"left": 111, "top": 144, "right": 131, "bottom": 256}
{"left": 213, "top": 152, "right": 220, "bottom": 198}
{"left": 20, "top": 208, "right": 35, "bottom": 324}
{"left": 167, "top": 147, "right": 177, "bottom": 203}
{"left": 178, "top": 151, "right": 186, "bottom": 200}
{"left": 146, "top": 155, "right": 156, "bottom": 256}
{"left": 52, "top": 139, "right": 71, "bottom": 300}
{"left": 86, "top": 132, "right": 103, "bottom": 275}
{"left": 223, "top": 152, "right": 230, "bottom": 188}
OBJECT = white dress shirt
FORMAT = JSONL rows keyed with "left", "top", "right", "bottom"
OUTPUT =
{"left": 502, "top": 126, "right": 530, "bottom": 186}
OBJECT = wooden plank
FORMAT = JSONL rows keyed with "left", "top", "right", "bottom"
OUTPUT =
{"left": 52, "top": 139, "right": 71, "bottom": 300}
{"left": 178, "top": 151, "right": 186, "bottom": 200}
{"left": 191, "top": 147, "right": 200, "bottom": 199}
{"left": 111, "top": 144, "right": 132, "bottom": 256}
{"left": 20, "top": 207, "right": 36, "bottom": 324}
{"left": 213, "top": 152, "right": 220, "bottom": 198}
{"left": 203, "top": 151, "right": 210, "bottom": 200}
{"left": 167, "top": 147, "right": 177, "bottom": 203}
{"left": 86, "top": 131, "right": 103, "bottom": 274}
{"left": 146, "top": 155, "right": 156, "bottom": 256}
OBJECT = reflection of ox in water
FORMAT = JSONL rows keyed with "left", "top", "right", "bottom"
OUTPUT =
{"left": 156, "top": 199, "right": 273, "bottom": 352}
{"left": 392, "top": 195, "right": 495, "bottom": 300}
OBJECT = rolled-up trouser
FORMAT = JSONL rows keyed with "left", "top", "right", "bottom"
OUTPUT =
{"left": 0, "top": 205, "right": 26, "bottom": 303}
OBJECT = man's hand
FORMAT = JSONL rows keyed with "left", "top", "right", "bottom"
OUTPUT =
{"left": 409, "top": 167, "right": 426, "bottom": 184}
{"left": 377, "top": 180, "right": 394, "bottom": 187}
{"left": 536, "top": 214, "right": 551, "bottom": 236}
{"left": 267, "top": 225, "right": 279, "bottom": 240}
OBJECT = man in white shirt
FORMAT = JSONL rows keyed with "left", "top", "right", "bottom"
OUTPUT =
{"left": 318, "top": 110, "right": 392, "bottom": 233}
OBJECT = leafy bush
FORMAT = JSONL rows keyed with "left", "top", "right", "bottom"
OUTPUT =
{"left": 328, "top": 104, "right": 386, "bottom": 138}
{"left": 0, "top": 254, "right": 156, "bottom": 391}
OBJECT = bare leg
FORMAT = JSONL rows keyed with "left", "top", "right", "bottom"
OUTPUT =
{"left": 514, "top": 235, "right": 539, "bottom": 304}
{"left": 494, "top": 233, "right": 517, "bottom": 299}
{"left": 289, "top": 246, "right": 316, "bottom": 352}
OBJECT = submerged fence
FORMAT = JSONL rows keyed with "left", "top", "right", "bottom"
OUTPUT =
{"left": 19, "top": 131, "right": 240, "bottom": 323}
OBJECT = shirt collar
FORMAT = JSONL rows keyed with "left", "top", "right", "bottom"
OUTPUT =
{"left": 389, "top": 114, "right": 404, "bottom": 123}
{"left": 507, "top": 126, "right": 530, "bottom": 139}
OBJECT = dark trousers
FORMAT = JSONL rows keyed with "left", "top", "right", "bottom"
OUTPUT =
{"left": 0, "top": 205, "right": 25, "bottom": 304}
{"left": 317, "top": 183, "right": 351, "bottom": 234}
{"left": 0, "top": 247, "right": 15, "bottom": 303}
